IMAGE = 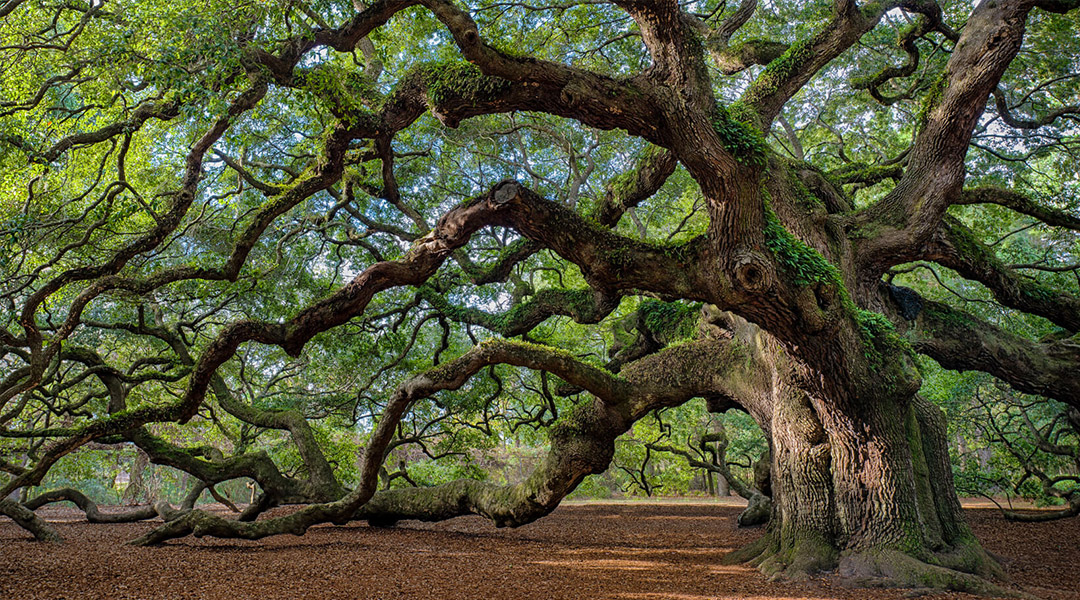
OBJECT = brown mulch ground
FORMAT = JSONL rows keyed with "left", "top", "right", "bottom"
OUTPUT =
{"left": 1, "top": 500, "right": 1077, "bottom": 600}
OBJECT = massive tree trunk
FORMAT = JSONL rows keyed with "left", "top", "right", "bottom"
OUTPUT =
{"left": 699, "top": 163, "right": 1010, "bottom": 592}
{"left": 736, "top": 374, "right": 1003, "bottom": 591}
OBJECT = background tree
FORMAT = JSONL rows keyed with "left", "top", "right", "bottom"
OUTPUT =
{"left": 1, "top": 0, "right": 1079, "bottom": 595}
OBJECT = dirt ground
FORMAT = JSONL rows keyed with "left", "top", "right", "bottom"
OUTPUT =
{"left": 1, "top": 500, "right": 1076, "bottom": 600}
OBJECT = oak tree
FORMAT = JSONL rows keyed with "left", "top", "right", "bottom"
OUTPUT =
{"left": 2, "top": 0, "right": 1079, "bottom": 594}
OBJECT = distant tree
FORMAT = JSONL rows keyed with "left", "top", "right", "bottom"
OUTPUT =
{"left": 2, "top": 0, "right": 1079, "bottom": 594}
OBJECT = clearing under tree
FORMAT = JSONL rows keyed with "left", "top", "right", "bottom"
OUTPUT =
{"left": 2, "top": 0, "right": 1080, "bottom": 596}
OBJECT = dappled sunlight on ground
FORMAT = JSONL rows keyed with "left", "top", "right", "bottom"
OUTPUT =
{"left": 614, "top": 595, "right": 836, "bottom": 600}
{"left": 532, "top": 558, "right": 673, "bottom": 571}
{"left": 1, "top": 502, "right": 1076, "bottom": 599}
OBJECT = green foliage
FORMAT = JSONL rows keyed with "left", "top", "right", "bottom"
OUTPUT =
{"left": 711, "top": 103, "right": 768, "bottom": 166}
{"left": 298, "top": 66, "right": 378, "bottom": 126}
{"left": 639, "top": 299, "right": 700, "bottom": 341}
{"left": 762, "top": 201, "right": 840, "bottom": 286}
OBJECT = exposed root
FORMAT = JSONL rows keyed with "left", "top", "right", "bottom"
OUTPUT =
{"left": 721, "top": 533, "right": 770, "bottom": 565}
{"left": 838, "top": 549, "right": 1032, "bottom": 598}
{"left": 726, "top": 531, "right": 1025, "bottom": 597}
{"left": 722, "top": 531, "right": 838, "bottom": 581}
{"left": 746, "top": 534, "right": 839, "bottom": 582}
{"left": 932, "top": 533, "right": 1006, "bottom": 580}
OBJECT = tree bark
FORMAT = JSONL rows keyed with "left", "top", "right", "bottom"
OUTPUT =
{"left": 726, "top": 342, "right": 1008, "bottom": 594}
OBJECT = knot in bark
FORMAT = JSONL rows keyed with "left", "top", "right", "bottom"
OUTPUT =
{"left": 558, "top": 81, "right": 589, "bottom": 107}
{"left": 491, "top": 180, "right": 522, "bottom": 205}
{"left": 730, "top": 250, "right": 775, "bottom": 294}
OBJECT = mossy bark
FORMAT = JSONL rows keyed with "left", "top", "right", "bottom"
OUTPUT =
{"left": 0, "top": 498, "right": 61, "bottom": 542}
{"left": 730, "top": 380, "right": 1007, "bottom": 594}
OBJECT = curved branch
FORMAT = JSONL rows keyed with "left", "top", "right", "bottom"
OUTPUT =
{"left": 355, "top": 336, "right": 762, "bottom": 528}
{"left": 906, "top": 296, "right": 1080, "bottom": 409}
{"left": 23, "top": 488, "right": 159, "bottom": 523}
{"left": 992, "top": 88, "right": 1080, "bottom": 130}
{"left": 925, "top": 216, "right": 1080, "bottom": 332}
{"left": 741, "top": 0, "right": 885, "bottom": 126}
{"left": 954, "top": 186, "right": 1080, "bottom": 232}
{"left": 420, "top": 286, "right": 623, "bottom": 337}
{"left": 0, "top": 498, "right": 61, "bottom": 542}
{"left": 591, "top": 146, "right": 679, "bottom": 228}
{"left": 714, "top": 0, "right": 759, "bottom": 46}
{"left": 854, "top": 0, "right": 1034, "bottom": 270}
{"left": 852, "top": 16, "right": 931, "bottom": 106}
{"left": 410, "top": 0, "right": 667, "bottom": 141}
{"left": 1003, "top": 496, "right": 1080, "bottom": 521}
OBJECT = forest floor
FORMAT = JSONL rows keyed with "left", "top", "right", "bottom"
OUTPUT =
{"left": 0, "top": 499, "right": 1076, "bottom": 600}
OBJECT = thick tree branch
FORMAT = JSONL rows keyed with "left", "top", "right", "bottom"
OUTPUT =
{"left": 355, "top": 335, "right": 762, "bottom": 528}
{"left": 954, "top": 186, "right": 1080, "bottom": 232}
{"left": 420, "top": 286, "right": 623, "bottom": 337}
{"left": 0, "top": 498, "right": 61, "bottom": 542}
{"left": 906, "top": 297, "right": 1080, "bottom": 408}
{"left": 591, "top": 146, "right": 679, "bottom": 228}
{"left": 854, "top": 0, "right": 1034, "bottom": 271}
{"left": 741, "top": 0, "right": 885, "bottom": 126}
{"left": 23, "top": 488, "right": 159, "bottom": 523}
{"left": 711, "top": 39, "right": 789, "bottom": 75}
{"left": 924, "top": 216, "right": 1080, "bottom": 332}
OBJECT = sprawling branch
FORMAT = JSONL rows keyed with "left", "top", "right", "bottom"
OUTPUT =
{"left": 0, "top": 498, "right": 61, "bottom": 542}
{"left": 954, "top": 186, "right": 1080, "bottom": 232}
{"left": 905, "top": 296, "right": 1080, "bottom": 408}
{"left": 591, "top": 146, "right": 679, "bottom": 228}
{"left": 24, "top": 488, "right": 174, "bottom": 523}
{"left": 1, "top": 174, "right": 697, "bottom": 538}
{"left": 410, "top": 0, "right": 668, "bottom": 142}
{"left": 741, "top": 0, "right": 886, "bottom": 126}
{"left": 421, "top": 286, "right": 623, "bottom": 337}
{"left": 925, "top": 216, "right": 1080, "bottom": 332}
{"left": 129, "top": 339, "right": 633, "bottom": 543}
{"left": 355, "top": 335, "right": 764, "bottom": 528}
{"left": 711, "top": 39, "right": 789, "bottom": 75}
{"left": 854, "top": 0, "right": 1035, "bottom": 271}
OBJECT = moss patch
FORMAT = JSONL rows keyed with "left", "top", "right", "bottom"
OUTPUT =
{"left": 639, "top": 300, "right": 701, "bottom": 341}
{"left": 417, "top": 61, "right": 511, "bottom": 107}
{"left": 763, "top": 200, "right": 840, "bottom": 286}
{"left": 711, "top": 102, "right": 767, "bottom": 167}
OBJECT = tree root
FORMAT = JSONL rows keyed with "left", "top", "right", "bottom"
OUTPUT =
{"left": 725, "top": 531, "right": 1026, "bottom": 597}
{"left": 838, "top": 549, "right": 1032, "bottom": 598}
{"left": 743, "top": 533, "right": 839, "bottom": 582}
